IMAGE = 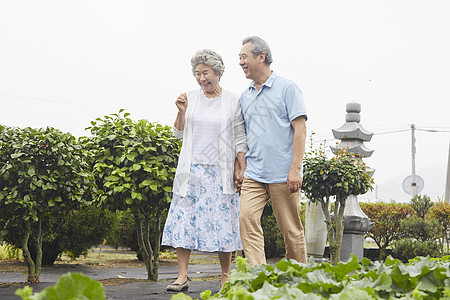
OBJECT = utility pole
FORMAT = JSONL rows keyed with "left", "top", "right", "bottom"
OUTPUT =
{"left": 446, "top": 140, "right": 450, "bottom": 203}
{"left": 411, "top": 124, "right": 417, "bottom": 197}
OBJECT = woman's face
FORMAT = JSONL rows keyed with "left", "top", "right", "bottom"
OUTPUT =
{"left": 194, "top": 63, "right": 220, "bottom": 94}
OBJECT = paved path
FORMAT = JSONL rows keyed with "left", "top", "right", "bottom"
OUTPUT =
{"left": 0, "top": 252, "right": 227, "bottom": 300}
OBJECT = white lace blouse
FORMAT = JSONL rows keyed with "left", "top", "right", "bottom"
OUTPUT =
{"left": 172, "top": 89, "right": 247, "bottom": 196}
{"left": 191, "top": 92, "right": 222, "bottom": 165}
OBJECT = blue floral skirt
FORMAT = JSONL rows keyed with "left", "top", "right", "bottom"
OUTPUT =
{"left": 161, "top": 164, "right": 242, "bottom": 252}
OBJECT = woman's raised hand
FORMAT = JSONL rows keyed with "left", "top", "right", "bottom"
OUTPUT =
{"left": 175, "top": 93, "right": 188, "bottom": 114}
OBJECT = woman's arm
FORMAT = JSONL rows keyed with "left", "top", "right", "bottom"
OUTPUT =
{"left": 234, "top": 98, "right": 247, "bottom": 191}
{"left": 173, "top": 93, "right": 188, "bottom": 138}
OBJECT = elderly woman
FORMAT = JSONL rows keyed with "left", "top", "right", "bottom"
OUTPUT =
{"left": 161, "top": 49, "right": 247, "bottom": 292}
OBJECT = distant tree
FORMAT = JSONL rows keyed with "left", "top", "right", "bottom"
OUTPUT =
{"left": 0, "top": 125, "right": 94, "bottom": 282}
{"left": 302, "top": 147, "right": 373, "bottom": 266}
{"left": 410, "top": 194, "right": 434, "bottom": 219}
{"left": 85, "top": 110, "right": 180, "bottom": 280}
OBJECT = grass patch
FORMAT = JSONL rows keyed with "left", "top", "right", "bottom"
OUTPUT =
{"left": 0, "top": 243, "right": 23, "bottom": 261}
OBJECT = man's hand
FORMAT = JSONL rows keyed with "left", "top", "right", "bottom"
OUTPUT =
{"left": 287, "top": 168, "right": 302, "bottom": 193}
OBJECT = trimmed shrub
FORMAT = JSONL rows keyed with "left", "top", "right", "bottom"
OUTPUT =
{"left": 399, "top": 216, "right": 441, "bottom": 242}
{"left": 429, "top": 199, "right": 450, "bottom": 253}
{"left": 4, "top": 205, "right": 115, "bottom": 265}
{"left": 392, "top": 239, "right": 441, "bottom": 262}
{"left": 360, "top": 202, "right": 415, "bottom": 260}
{"left": 391, "top": 195, "right": 444, "bottom": 261}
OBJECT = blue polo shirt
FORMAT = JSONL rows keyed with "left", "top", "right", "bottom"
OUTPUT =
{"left": 240, "top": 72, "right": 307, "bottom": 183}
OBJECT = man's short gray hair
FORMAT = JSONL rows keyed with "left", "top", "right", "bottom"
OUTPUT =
{"left": 191, "top": 49, "right": 225, "bottom": 77}
{"left": 242, "top": 36, "right": 273, "bottom": 66}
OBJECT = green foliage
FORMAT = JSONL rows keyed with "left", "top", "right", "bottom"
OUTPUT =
{"left": 410, "top": 194, "right": 434, "bottom": 219}
{"left": 390, "top": 196, "right": 445, "bottom": 262}
{"left": 261, "top": 204, "right": 285, "bottom": 258}
{"left": 106, "top": 209, "right": 138, "bottom": 252}
{"left": 302, "top": 146, "right": 373, "bottom": 265}
{"left": 302, "top": 147, "right": 373, "bottom": 204}
{"left": 106, "top": 208, "right": 168, "bottom": 260}
{"left": 0, "top": 125, "right": 95, "bottom": 217}
{"left": 188, "top": 255, "right": 450, "bottom": 300}
{"left": 0, "top": 243, "right": 22, "bottom": 261}
{"left": 85, "top": 110, "right": 180, "bottom": 210}
{"left": 15, "top": 272, "right": 105, "bottom": 300}
{"left": 399, "top": 216, "right": 442, "bottom": 242}
{"left": 429, "top": 199, "right": 450, "bottom": 253}
{"left": 360, "top": 202, "right": 415, "bottom": 260}
{"left": 4, "top": 205, "right": 115, "bottom": 265}
{"left": 86, "top": 110, "right": 180, "bottom": 280}
{"left": 0, "top": 125, "right": 95, "bottom": 282}
{"left": 392, "top": 239, "right": 441, "bottom": 262}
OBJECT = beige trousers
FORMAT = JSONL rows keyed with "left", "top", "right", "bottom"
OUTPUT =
{"left": 239, "top": 177, "right": 307, "bottom": 265}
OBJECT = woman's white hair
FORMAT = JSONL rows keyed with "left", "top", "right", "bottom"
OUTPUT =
{"left": 191, "top": 49, "right": 225, "bottom": 77}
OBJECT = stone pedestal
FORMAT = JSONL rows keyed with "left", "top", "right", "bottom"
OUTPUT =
{"left": 305, "top": 201, "right": 328, "bottom": 258}
{"left": 340, "top": 233, "right": 364, "bottom": 261}
{"left": 340, "top": 215, "right": 373, "bottom": 261}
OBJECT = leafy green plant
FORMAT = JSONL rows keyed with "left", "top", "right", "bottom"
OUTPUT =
{"left": 15, "top": 272, "right": 105, "bottom": 300}
{"left": 429, "top": 198, "right": 450, "bottom": 253}
{"left": 392, "top": 239, "right": 441, "bottom": 262}
{"left": 0, "top": 125, "right": 95, "bottom": 282}
{"left": 302, "top": 146, "right": 373, "bottom": 265}
{"left": 85, "top": 110, "right": 180, "bottom": 280}
{"left": 390, "top": 196, "right": 444, "bottom": 261}
{"left": 360, "top": 202, "right": 415, "bottom": 260}
{"left": 410, "top": 194, "right": 434, "bottom": 219}
{"left": 174, "top": 255, "right": 450, "bottom": 299}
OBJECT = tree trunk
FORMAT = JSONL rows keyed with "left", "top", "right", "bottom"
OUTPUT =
{"left": 321, "top": 196, "right": 338, "bottom": 265}
{"left": 331, "top": 196, "right": 346, "bottom": 265}
{"left": 135, "top": 211, "right": 158, "bottom": 281}
{"left": 21, "top": 220, "right": 38, "bottom": 283}
{"left": 321, "top": 195, "right": 346, "bottom": 266}
{"left": 35, "top": 212, "right": 43, "bottom": 280}
{"left": 152, "top": 208, "right": 161, "bottom": 276}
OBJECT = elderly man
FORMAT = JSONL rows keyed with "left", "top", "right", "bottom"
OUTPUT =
{"left": 236, "top": 36, "right": 308, "bottom": 265}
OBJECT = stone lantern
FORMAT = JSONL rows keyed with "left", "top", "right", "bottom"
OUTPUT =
{"left": 331, "top": 101, "right": 374, "bottom": 260}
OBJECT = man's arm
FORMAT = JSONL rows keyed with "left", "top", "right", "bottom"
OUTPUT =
{"left": 287, "top": 116, "right": 307, "bottom": 193}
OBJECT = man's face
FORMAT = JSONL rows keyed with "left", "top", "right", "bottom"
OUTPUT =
{"left": 239, "top": 42, "right": 260, "bottom": 80}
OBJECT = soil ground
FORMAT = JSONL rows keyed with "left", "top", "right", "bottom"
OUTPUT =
{"left": 0, "top": 247, "right": 232, "bottom": 300}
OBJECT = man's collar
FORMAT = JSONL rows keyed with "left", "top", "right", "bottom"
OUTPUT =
{"left": 248, "top": 71, "right": 277, "bottom": 90}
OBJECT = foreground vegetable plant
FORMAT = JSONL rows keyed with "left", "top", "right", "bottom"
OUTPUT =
{"left": 15, "top": 272, "right": 105, "bottom": 300}
{"left": 173, "top": 256, "right": 450, "bottom": 300}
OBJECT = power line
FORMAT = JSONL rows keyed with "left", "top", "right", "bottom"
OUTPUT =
{"left": 0, "top": 91, "right": 112, "bottom": 109}
{"left": 0, "top": 91, "right": 174, "bottom": 116}
{"left": 416, "top": 128, "right": 450, "bottom": 133}
{"left": 373, "top": 129, "right": 410, "bottom": 135}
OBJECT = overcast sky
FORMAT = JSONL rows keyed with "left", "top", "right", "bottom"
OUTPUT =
{"left": 1, "top": 0, "right": 449, "bottom": 202}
